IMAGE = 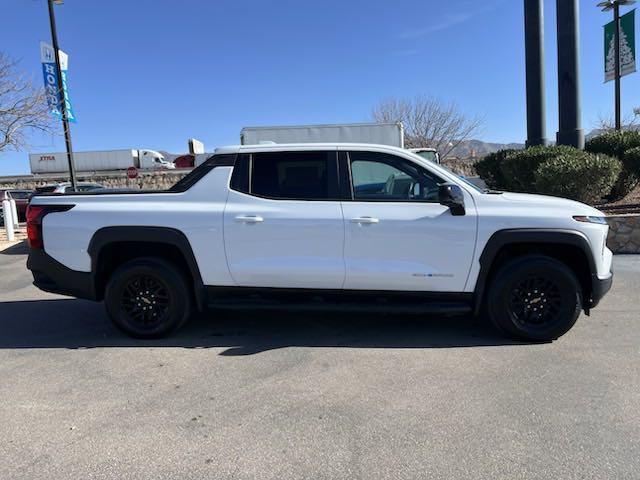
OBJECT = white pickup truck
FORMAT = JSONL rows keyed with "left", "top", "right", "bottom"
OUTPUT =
{"left": 27, "top": 143, "right": 613, "bottom": 341}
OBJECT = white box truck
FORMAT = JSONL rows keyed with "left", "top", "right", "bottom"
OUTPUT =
{"left": 240, "top": 123, "right": 405, "bottom": 148}
{"left": 29, "top": 149, "right": 175, "bottom": 174}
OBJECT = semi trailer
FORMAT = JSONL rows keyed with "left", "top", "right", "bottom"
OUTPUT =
{"left": 29, "top": 149, "right": 175, "bottom": 174}
{"left": 240, "top": 123, "right": 405, "bottom": 148}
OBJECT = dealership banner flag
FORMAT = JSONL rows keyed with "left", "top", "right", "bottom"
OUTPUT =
{"left": 605, "top": 10, "right": 636, "bottom": 83}
{"left": 40, "top": 41, "right": 77, "bottom": 122}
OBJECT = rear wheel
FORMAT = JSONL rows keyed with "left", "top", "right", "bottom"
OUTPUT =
{"left": 105, "top": 257, "right": 192, "bottom": 338}
{"left": 487, "top": 255, "right": 582, "bottom": 341}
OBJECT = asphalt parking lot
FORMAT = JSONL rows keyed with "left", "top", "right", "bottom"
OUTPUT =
{"left": 0, "top": 243, "right": 638, "bottom": 480}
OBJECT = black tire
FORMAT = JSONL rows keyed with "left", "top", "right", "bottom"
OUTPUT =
{"left": 105, "top": 257, "right": 192, "bottom": 339}
{"left": 487, "top": 255, "right": 582, "bottom": 341}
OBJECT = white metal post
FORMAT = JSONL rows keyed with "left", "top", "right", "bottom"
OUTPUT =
{"left": 2, "top": 195, "right": 15, "bottom": 242}
{"left": 9, "top": 198, "right": 19, "bottom": 229}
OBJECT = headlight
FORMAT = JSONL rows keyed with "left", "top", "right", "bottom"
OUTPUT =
{"left": 573, "top": 215, "right": 608, "bottom": 225}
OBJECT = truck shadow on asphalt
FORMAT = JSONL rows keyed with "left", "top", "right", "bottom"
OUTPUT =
{"left": 0, "top": 241, "right": 28, "bottom": 255}
{"left": 0, "top": 298, "right": 531, "bottom": 354}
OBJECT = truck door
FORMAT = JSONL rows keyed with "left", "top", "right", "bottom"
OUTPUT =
{"left": 223, "top": 150, "right": 345, "bottom": 289}
{"left": 340, "top": 150, "right": 477, "bottom": 292}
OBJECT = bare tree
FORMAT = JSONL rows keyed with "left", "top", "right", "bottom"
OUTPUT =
{"left": 594, "top": 110, "right": 640, "bottom": 132}
{"left": 372, "top": 95, "right": 483, "bottom": 158}
{"left": 0, "top": 52, "right": 56, "bottom": 152}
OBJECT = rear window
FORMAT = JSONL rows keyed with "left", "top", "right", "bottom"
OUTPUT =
{"left": 35, "top": 186, "right": 56, "bottom": 194}
{"left": 8, "top": 191, "right": 30, "bottom": 199}
{"left": 76, "top": 185, "right": 102, "bottom": 192}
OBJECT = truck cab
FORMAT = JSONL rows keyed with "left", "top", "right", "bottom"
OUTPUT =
{"left": 408, "top": 147, "right": 440, "bottom": 164}
{"left": 139, "top": 149, "right": 175, "bottom": 170}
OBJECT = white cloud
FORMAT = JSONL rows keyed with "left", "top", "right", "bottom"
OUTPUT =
{"left": 399, "top": 0, "right": 505, "bottom": 39}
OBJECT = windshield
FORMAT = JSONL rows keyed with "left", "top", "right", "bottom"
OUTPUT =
{"left": 415, "top": 150, "right": 438, "bottom": 163}
{"left": 437, "top": 163, "right": 485, "bottom": 193}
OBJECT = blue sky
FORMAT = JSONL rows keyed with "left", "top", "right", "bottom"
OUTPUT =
{"left": 1, "top": 0, "right": 638, "bottom": 175}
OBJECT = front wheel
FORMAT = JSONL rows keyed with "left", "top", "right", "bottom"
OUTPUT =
{"left": 487, "top": 255, "right": 582, "bottom": 341}
{"left": 105, "top": 257, "right": 192, "bottom": 338}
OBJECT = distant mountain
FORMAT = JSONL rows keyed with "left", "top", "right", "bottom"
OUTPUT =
{"left": 447, "top": 139, "right": 524, "bottom": 159}
{"left": 447, "top": 126, "right": 640, "bottom": 159}
{"left": 586, "top": 125, "right": 640, "bottom": 140}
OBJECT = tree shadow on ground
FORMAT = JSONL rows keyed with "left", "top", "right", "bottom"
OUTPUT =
{"left": 0, "top": 298, "right": 531, "bottom": 355}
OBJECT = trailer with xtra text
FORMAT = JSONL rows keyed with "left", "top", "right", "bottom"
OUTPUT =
{"left": 29, "top": 149, "right": 175, "bottom": 174}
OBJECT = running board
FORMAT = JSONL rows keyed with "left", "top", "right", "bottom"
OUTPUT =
{"left": 205, "top": 287, "right": 473, "bottom": 315}
{"left": 208, "top": 301, "right": 471, "bottom": 315}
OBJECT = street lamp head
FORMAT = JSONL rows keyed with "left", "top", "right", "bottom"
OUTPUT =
{"left": 598, "top": 0, "right": 636, "bottom": 11}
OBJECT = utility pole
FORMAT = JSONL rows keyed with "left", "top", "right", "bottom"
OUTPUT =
{"left": 47, "top": 0, "right": 77, "bottom": 189}
{"left": 614, "top": 1, "right": 622, "bottom": 130}
{"left": 556, "top": 0, "right": 584, "bottom": 149}
{"left": 524, "top": 0, "right": 547, "bottom": 147}
{"left": 598, "top": 0, "right": 636, "bottom": 131}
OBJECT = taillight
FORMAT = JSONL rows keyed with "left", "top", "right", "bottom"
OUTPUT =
{"left": 26, "top": 204, "right": 74, "bottom": 249}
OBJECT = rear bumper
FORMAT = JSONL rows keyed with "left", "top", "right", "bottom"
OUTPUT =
{"left": 27, "top": 249, "right": 97, "bottom": 301}
{"left": 588, "top": 273, "right": 613, "bottom": 309}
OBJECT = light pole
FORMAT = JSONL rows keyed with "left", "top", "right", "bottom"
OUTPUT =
{"left": 556, "top": 0, "right": 584, "bottom": 149}
{"left": 47, "top": 0, "right": 77, "bottom": 189}
{"left": 524, "top": 0, "right": 547, "bottom": 147}
{"left": 598, "top": 0, "right": 636, "bottom": 131}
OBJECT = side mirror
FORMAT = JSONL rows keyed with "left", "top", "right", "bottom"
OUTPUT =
{"left": 439, "top": 184, "right": 466, "bottom": 216}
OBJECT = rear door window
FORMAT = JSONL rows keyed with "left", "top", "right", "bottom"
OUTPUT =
{"left": 249, "top": 151, "right": 339, "bottom": 200}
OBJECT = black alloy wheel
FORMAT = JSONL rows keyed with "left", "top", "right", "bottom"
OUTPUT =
{"left": 487, "top": 255, "right": 582, "bottom": 341}
{"left": 507, "top": 275, "right": 563, "bottom": 329}
{"left": 105, "top": 257, "right": 192, "bottom": 338}
{"left": 120, "top": 274, "right": 171, "bottom": 328}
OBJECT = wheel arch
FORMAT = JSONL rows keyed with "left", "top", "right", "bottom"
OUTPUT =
{"left": 473, "top": 229, "right": 596, "bottom": 315}
{"left": 87, "top": 226, "right": 206, "bottom": 310}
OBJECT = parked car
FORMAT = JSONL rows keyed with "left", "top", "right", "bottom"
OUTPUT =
{"left": 0, "top": 189, "right": 32, "bottom": 222}
{"left": 32, "top": 182, "right": 104, "bottom": 197}
{"left": 26, "top": 143, "right": 613, "bottom": 341}
{"left": 173, "top": 154, "right": 195, "bottom": 169}
{"left": 92, "top": 187, "right": 141, "bottom": 193}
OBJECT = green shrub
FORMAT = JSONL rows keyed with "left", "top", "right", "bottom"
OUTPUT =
{"left": 586, "top": 131, "right": 640, "bottom": 200}
{"left": 534, "top": 152, "right": 622, "bottom": 204}
{"left": 473, "top": 149, "right": 515, "bottom": 190}
{"left": 622, "top": 146, "right": 640, "bottom": 173}
{"left": 613, "top": 146, "right": 640, "bottom": 198}
{"left": 499, "top": 145, "right": 577, "bottom": 192}
{"left": 585, "top": 130, "right": 640, "bottom": 159}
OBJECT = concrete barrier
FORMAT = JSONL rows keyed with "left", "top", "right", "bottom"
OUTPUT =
{"left": 0, "top": 170, "right": 189, "bottom": 192}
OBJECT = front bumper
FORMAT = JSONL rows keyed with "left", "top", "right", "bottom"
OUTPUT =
{"left": 27, "top": 249, "right": 97, "bottom": 301}
{"left": 587, "top": 273, "right": 613, "bottom": 310}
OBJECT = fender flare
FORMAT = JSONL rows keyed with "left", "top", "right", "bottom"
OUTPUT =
{"left": 473, "top": 229, "right": 596, "bottom": 315}
{"left": 87, "top": 226, "right": 206, "bottom": 309}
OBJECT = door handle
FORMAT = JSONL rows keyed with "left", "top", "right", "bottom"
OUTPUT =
{"left": 235, "top": 215, "right": 264, "bottom": 223}
{"left": 350, "top": 216, "right": 379, "bottom": 224}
